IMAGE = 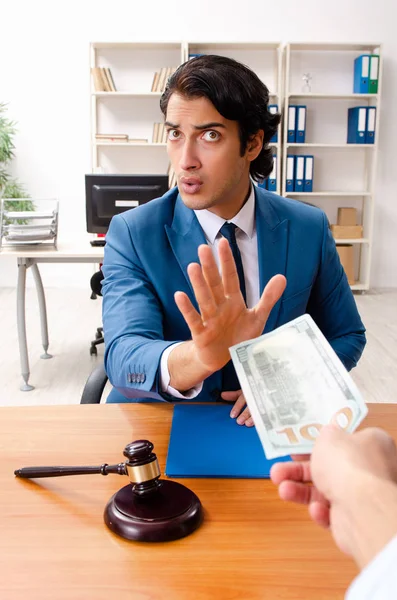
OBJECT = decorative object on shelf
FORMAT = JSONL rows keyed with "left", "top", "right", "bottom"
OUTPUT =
{"left": 302, "top": 72, "right": 312, "bottom": 93}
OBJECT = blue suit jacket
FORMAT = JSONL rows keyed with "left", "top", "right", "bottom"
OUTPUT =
{"left": 102, "top": 187, "right": 366, "bottom": 403}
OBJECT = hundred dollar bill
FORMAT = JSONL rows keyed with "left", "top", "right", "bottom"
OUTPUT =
{"left": 229, "top": 314, "right": 368, "bottom": 459}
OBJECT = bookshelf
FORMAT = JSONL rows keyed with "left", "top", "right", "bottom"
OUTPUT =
{"left": 90, "top": 41, "right": 283, "bottom": 192}
{"left": 282, "top": 42, "right": 382, "bottom": 291}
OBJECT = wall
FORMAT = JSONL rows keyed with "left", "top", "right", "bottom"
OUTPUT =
{"left": 1, "top": 0, "right": 396, "bottom": 288}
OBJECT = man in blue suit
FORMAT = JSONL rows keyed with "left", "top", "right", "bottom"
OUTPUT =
{"left": 102, "top": 55, "right": 366, "bottom": 422}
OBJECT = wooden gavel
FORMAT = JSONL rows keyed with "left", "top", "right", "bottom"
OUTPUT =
{"left": 15, "top": 440, "right": 203, "bottom": 542}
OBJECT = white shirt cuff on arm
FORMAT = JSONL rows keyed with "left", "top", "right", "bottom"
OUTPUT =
{"left": 346, "top": 534, "right": 397, "bottom": 600}
{"left": 160, "top": 342, "right": 203, "bottom": 399}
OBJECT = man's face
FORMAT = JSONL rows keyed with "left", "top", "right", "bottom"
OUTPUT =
{"left": 165, "top": 93, "right": 263, "bottom": 219}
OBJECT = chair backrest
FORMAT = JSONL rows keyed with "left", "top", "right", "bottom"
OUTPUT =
{"left": 90, "top": 270, "right": 104, "bottom": 297}
{"left": 80, "top": 363, "right": 108, "bottom": 404}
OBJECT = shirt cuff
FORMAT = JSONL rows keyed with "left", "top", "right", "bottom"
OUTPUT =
{"left": 160, "top": 342, "right": 203, "bottom": 399}
{"left": 346, "top": 534, "right": 397, "bottom": 600}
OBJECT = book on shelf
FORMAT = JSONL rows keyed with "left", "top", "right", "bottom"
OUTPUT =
{"left": 91, "top": 67, "right": 117, "bottom": 92}
{"left": 95, "top": 134, "right": 128, "bottom": 141}
{"left": 151, "top": 66, "right": 178, "bottom": 93}
{"left": 152, "top": 123, "right": 167, "bottom": 143}
{"left": 168, "top": 163, "right": 177, "bottom": 189}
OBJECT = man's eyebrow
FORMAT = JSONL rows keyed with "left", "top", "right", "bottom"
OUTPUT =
{"left": 164, "top": 121, "right": 226, "bottom": 130}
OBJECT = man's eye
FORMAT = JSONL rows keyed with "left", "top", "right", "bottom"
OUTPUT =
{"left": 203, "top": 130, "right": 220, "bottom": 141}
{"left": 167, "top": 129, "right": 180, "bottom": 140}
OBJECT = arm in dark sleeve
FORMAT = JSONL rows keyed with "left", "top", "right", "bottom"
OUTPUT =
{"left": 101, "top": 214, "right": 175, "bottom": 401}
{"left": 307, "top": 213, "right": 366, "bottom": 371}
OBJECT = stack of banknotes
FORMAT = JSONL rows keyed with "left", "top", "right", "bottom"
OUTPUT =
{"left": 230, "top": 314, "right": 368, "bottom": 459}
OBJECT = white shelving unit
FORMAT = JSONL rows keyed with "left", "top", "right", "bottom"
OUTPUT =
{"left": 90, "top": 42, "right": 184, "bottom": 176}
{"left": 90, "top": 41, "right": 283, "bottom": 193}
{"left": 282, "top": 42, "right": 382, "bottom": 291}
{"left": 183, "top": 42, "right": 283, "bottom": 194}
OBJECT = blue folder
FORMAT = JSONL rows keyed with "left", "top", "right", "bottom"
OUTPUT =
{"left": 353, "top": 55, "right": 370, "bottom": 93}
{"left": 165, "top": 404, "right": 291, "bottom": 478}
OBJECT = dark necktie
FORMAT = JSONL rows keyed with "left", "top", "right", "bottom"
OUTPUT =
{"left": 219, "top": 222, "right": 247, "bottom": 304}
{"left": 219, "top": 222, "right": 246, "bottom": 392}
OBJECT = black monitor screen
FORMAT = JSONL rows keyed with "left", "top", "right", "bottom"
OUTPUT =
{"left": 85, "top": 174, "right": 169, "bottom": 233}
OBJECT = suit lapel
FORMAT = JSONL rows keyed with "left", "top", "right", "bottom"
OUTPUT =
{"left": 165, "top": 194, "right": 207, "bottom": 306}
{"left": 255, "top": 188, "right": 289, "bottom": 332}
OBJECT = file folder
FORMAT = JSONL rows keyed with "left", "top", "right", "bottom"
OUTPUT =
{"left": 287, "top": 106, "right": 296, "bottom": 143}
{"left": 365, "top": 107, "right": 376, "bottom": 144}
{"left": 353, "top": 55, "right": 370, "bottom": 93}
{"left": 304, "top": 156, "right": 314, "bottom": 192}
{"left": 269, "top": 104, "right": 278, "bottom": 143}
{"left": 268, "top": 156, "right": 277, "bottom": 192}
{"left": 294, "top": 155, "right": 305, "bottom": 191}
{"left": 258, "top": 179, "right": 268, "bottom": 190}
{"left": 369, "top": 55, "right": 379, "bottom": 93}
{"left": 165, "top": 404, "right": 291, "bottom": 478}
{"left": 347, "top": 107, "right": 367, "bottom": 144}
{"left": 296, "top": 106, "right": 307, "bottom": 143}
{"left": 286, "top": 155, "right": 295, "bottom": 192}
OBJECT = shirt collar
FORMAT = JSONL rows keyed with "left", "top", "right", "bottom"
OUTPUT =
{"left": 194, "top": 184, "right": 255, "bottom": 244}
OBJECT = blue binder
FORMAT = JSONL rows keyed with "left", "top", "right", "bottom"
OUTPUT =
{"left": 268, "top": 156, "right": 277, "bottom": 192}
{"left": 296, "top": 106, "right": 307, "bottom": 143}
{"left": 165, "top": 404, "right": 291, "bottom": 478}
{"left": 347, "top": 107, "right": 367, "bottom": 144}
{"left": 257, "top": 179, "right": 268, "bottom": 190}
{"left": 294, "top": 155, "right": 305, "bottom": 192}
{"left": 286, "top": 155, "right": 295, "bottom": 192}
{"left": 287, "top": 105, "right": 296, "bottom": 143}
{"left": 304, "top": 156, "right": 314, "bottom": 192}
{"left": 353, "top": 55, "right": 370, "bottom": 93}
{"left": 365, "top": 107, "right": 376, "bottom": 144}
{"left": 268, "top": 104, "right": 278, "bottom": 143}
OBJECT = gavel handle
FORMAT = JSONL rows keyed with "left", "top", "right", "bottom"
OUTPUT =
{"left": 14, "top": 463, "right": 127, "bottom": 479}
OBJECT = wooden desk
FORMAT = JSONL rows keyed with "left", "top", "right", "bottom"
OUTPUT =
{"left": 0, "top": 243, "right": 104, "bottom": 391}
{"left": 1, "top": 402, "right": 394, "bottom": 600}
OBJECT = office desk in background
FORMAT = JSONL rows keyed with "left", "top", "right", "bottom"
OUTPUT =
{"left": 0, "top": 243, "right": 104, "bottom": 390}
{"left": 3, "top": 402, "right": 393, "bottom": 600}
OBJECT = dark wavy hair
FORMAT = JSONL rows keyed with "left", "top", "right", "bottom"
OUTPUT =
{"left": 160, "top": 54, "right": 281, "bottom": 182}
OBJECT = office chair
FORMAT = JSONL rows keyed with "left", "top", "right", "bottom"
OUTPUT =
{"left": 89, "top": 269, "right": 104, "bottom": 356}
{"left": 80, "top": 362, "right": 108, "bottom": 403}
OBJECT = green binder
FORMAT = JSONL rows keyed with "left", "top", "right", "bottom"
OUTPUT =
{"left": 369, "top": 55, "right": 379, "bottom": 94}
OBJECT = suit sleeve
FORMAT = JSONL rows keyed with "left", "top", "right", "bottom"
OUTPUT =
{"left": 307, "top": 213, "right": 366, "bottom": 371}
{"left": 101, "top": 214, "right": 176, "bottom": 401}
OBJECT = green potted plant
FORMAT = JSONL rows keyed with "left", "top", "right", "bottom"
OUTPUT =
{"left": 0, "top": 102, "right": 33, "bottom": 217}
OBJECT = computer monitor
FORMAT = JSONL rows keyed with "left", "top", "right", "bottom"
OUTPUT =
{"left": 85, "top": 174, "right": 169, "bottom": 234}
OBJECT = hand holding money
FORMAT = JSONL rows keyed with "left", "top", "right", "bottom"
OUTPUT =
{"left": 229, "top": 314, "right": 368, "bottom": 459}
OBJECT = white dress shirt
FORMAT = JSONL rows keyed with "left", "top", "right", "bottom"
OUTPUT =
{"left": 160, "top": 185, "right": 259, "bottom": 398}
{"left": 346, "top": 534, "right": 397, "bottom": 599}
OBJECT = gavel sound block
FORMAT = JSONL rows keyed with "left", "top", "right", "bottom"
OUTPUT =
{"left": 15, "top": 440, "right": 203, "bottom": 542}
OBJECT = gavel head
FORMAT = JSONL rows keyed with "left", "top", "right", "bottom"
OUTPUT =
{"left": 123, "top": 440, "right": 161, "bottom": 496}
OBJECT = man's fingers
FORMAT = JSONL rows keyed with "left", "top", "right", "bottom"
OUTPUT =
{"left": 218, "top": 238, "right": 244, "bottom": 299}
{"left": 229, "top": 394, "right": 246, "bottom": 419}
{"left": 256, "top": 274, "right": 287, "bottom": 323}
{"left": 270, "top": 460, "right": 312, "bottom": 485}
{"left": 186, "top": 262, "right": 218, "bottom": 322}
{"left": 308, "top": 501, "right": 330, "bottom": 529}
{"left": 174, "top": 291, "right": 204, "bottom": 335}
{"left": 236, "top": 406, "right": 251, "bottom": 425}
{"left": 221, "top": 390, "right": 241, "bottom": 402}
{"left": 278, "top": 480, "right": 327, "bottom": 507}
{"left": 198, "top": 244, "right": 225, "bottom": 305}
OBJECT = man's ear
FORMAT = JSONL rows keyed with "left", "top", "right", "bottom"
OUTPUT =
{"left": 247, "top": 130, "right": 264, "bottom": 160}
